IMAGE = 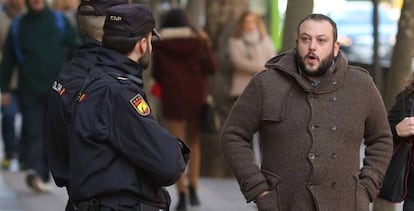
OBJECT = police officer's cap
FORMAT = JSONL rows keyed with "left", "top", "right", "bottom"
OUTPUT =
{"left": 78, "top": 0, "right": 129, "bottom": 16}
{"left": 103, "top": 4, "right": 161, "bottom": 39}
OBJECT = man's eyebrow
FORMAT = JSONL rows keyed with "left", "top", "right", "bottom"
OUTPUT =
{"left": 300, "top": 33, "right": 328, "bottom": 38}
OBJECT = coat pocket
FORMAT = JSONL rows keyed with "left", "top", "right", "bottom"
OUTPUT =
{"left": 256, "top": 188, "right": 280, "bottom": 211}
{"left": 353, "top": 174, "right": 370, "bottom": 211}
{"left": 256, "top": 170, "right": 281, "bottom": 211}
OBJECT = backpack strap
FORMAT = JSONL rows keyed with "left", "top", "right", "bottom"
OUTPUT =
{"left": 52, "top": 10, "right": 66, "bottom": 36}
{"left": 11, "top": 15, "right": 23, "bottom": 62}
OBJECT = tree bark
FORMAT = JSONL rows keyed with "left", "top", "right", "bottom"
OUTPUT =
{"left": 383, "top": 0, "right": 414, "bottom": 109}
{"left": 281, "top": 0, "right": 313, "bottom": 51}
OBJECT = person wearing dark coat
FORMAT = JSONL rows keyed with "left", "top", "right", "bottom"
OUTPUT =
{"left": 387, "top": 75, "right": 414, "bottom": 211}
{"left": 220, "top": 14, "right": 393, "bottom": 211}
{"left": 45, "top": 0, "right": 129, "bottom": 191}
{"left": 62, "top": 4, "right": 189, "bottom": 211}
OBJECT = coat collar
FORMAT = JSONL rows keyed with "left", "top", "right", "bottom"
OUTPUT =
{"left": 265, "top": 50, "right": 348, "bottom": 94}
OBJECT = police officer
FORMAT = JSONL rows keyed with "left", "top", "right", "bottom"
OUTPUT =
{"left": 55, "top": 3, "right": 190, "bottom": 211}
{"left": 46, "top": 0, "right": 129, "bottom": 191}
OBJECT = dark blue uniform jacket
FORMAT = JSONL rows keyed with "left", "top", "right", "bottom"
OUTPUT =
{"left": 68, "top": 47, "right": 188, "bottom": 209}
{"left": 46, "top": 38, "right": 102, "bottom": 188}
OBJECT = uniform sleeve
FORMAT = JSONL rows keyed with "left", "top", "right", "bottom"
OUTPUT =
{"left": 103, "top": 86, "right": 188, "bottom": 186}
{"left": 0, "top": 28, "right": 17, "bottom": 92}
{"left": 45, "top": 90, "right": 70, "bottom": 188}
{"left": 220, "top": 76, "right": 270, "bottom": 202}
{"left": 360, "top": 78, "right": 393, "bottom": 201}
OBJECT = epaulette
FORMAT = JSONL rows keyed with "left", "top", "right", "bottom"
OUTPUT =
{"left": 107, "top": 72, "right": 143, "bottom": 86}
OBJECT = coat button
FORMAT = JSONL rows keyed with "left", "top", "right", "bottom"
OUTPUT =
{"left": 308, "top": 153, "right": 316, "bottom": 160}
{"left": 330, "top": 126, "right": 337, "bottom": 131}
{"left": 330, "top": 95, "right": 337, "bottom": 102}
{"left": 310, "top": 125, "right": 315, "bottom": 130}
{"left": 331, "top": 182, "right": 336, "bottom": 188}
{"left": 331, "top": 80, "right": 337, "bottom": 85}
{"left": 331, "top": 153, "right": 337, "bottom": 159}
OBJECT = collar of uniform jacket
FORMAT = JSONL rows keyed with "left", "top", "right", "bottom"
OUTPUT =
{"left": 95, "top": 47, "right": 144, "bottom": 80}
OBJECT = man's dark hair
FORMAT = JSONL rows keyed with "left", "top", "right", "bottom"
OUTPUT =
{"left": 102, "top": 34, "right": 146, "bottom": 54}
{"left": 297, "top": 14, "right": 338, "bottom": 42}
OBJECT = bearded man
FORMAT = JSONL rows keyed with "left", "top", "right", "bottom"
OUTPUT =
{"left": 220, "top": 13, "right": 393, "bottom": 211}
{"left": 56, "top": 4, "right": 189, "bottom": 211}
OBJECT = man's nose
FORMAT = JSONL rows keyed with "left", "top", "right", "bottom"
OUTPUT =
{"left": 309, "top": 40, "right": 317, "bottom": 51}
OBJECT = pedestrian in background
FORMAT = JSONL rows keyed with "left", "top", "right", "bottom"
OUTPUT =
{"left": 0, "top": 0, "right": 79, "bottom": 192}
{"left": 152, "top": 8, "right": 216, "bottom": 211}
{"left": 228, "top": 11, "right": 276, "bottom": 164}
{"left": 220, "top": 14, "right": 393, "bottom": 210}
{"left": 46, "top": 0, "right": 129, "bottom": 194}
{"left": 64, "top": 4, "right": 189, "bottom": 211}
{"left": 0, "top": 0, "right": 25, "bottom": 170}
{"left": 228, "top": 11, "right": 276, "bottom": 100}
{"left": 387, "top": 73, "right": 414, "bottom": 211}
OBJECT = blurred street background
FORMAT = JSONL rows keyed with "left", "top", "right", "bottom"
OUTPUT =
{"left": 1, "top": 0, "right": 412, "bottom": 210}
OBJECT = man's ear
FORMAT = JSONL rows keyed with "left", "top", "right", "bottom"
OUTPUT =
{"left": 138, "top": 38, "right": 147, "bottom": 54}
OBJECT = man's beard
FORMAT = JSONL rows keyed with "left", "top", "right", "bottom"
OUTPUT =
{"left": 295, "top": 48, "right": 335, "bottom": 77}
{"left": 138, "top": 48, "right": 151, "bottom": 69}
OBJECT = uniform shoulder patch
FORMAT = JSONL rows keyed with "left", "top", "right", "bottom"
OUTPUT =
{"left": 130, "top": 94, "right": 150, "bottom": 116}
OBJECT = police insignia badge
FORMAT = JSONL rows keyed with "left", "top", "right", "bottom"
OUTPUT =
{"left": 130, "top": 94, "right": 150, "bottom": 116}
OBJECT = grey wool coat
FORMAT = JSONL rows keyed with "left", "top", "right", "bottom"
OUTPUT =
{"left": 220, "top": 50, "right": 393, "bottom": 211}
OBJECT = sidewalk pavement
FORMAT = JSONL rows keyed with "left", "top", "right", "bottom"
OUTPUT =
{"left": 0, "top": 167, "right": 257, "bottom": 211}
{"left": 0, "top": 167, "right": 406, "bottom": 211}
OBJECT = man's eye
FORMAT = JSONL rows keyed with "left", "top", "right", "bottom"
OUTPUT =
{"left": 302, "top": 37, "right": 310, "bottom": 42}
{"left": 318, "top": 39, "right": 327, "bottom": 44}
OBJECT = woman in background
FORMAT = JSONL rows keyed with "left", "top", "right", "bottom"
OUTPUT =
{"left": 152, "top": 8, "right": 216, "bottom": 211}
{"left": 228, "top": 11, "right": 276, "bottom": 164}
{"left": 229, "top": 11, "right": 276, "bottom": 100}
{"left": 388, "top": 73, "right": 414, "bottom": 211}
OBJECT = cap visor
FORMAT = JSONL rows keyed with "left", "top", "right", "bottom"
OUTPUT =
{"left": 152, "top": 28, "right": 161, "bottom": 40}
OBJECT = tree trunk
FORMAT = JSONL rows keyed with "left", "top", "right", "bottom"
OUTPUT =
{"left": 383, "top": 0, "right": 414, "bottom": 109}
{"left": 200, "top": 0, "right": 249, "bottom": 177}
{"left": 372, "top": 0, "right": 383, "bottom": 93}
{"left": 281, "top": 0, "right": 313, "bottom": 51}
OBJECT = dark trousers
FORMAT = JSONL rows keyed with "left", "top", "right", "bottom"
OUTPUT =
{"left": 404, "top": 197, "right": 414, "bottom": 211}
{"left": 1, "top": 93, "right": 19, "bottom": 158}
{"left": 18, "top": 93, "right": 50, "bottom": 182}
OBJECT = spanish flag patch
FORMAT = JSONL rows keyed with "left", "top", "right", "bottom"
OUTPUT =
{"left": 130, "top": 94, "right": 150, "bottom": 116}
